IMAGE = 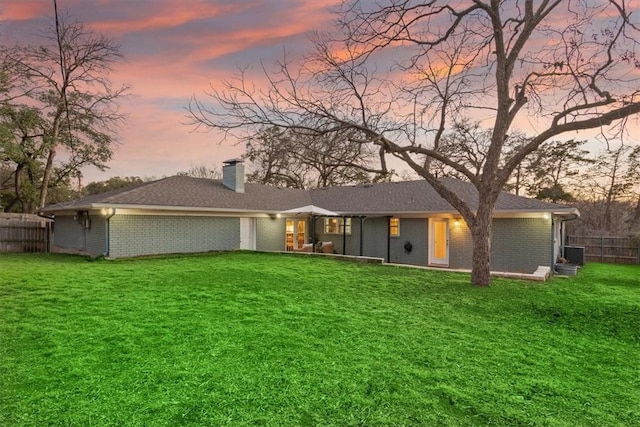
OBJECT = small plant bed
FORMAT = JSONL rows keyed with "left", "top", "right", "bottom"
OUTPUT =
{"left": 1, "top": 253, "right": 638, "bottom": 426}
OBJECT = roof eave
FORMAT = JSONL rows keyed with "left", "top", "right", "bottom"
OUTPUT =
{"left": 42, "top": 203, "right": 284, "bottom": 216}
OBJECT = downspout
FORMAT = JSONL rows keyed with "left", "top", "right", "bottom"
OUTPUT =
{"left": 37, "top": 212, "right": 55, "bottom": 220}
{"left": 104, "top": 208, "right": 116, "bottom": 257}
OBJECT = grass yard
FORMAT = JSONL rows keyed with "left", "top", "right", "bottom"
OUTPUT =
{"left": 0, "top": 252, "right": 638, "bottom": 426}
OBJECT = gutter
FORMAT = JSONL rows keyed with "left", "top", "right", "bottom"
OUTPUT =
{"left": 37, "top": 212, "right": 55, "bottom": 220}
{"left": 558, "top": 212, "right": 580, "bottom": 221}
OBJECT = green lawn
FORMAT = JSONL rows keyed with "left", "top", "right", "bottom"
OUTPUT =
{"left": 0, "top": 252, "right": 638, "bottom": 426}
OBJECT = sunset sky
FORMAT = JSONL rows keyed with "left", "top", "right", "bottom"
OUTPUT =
{"left": 1, "top": 0, "right": 341, "bottom": 183}
{"left": 3, "top": 1, "right": 639, "bottom": 186}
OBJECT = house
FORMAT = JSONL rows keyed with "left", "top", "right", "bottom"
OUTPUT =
{"left": 41, "top": 159, "right": 579, "bottom": 274}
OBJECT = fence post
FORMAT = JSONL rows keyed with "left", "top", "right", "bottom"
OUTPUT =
{"left": 600, "top": 236, "right": 604, "bottom": 262}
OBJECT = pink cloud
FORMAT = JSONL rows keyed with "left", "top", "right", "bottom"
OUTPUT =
{"left": 0, "top": 1, "right": 50, "bottom": 21}
{"left": 2, "top": 1, "right": 343, "bottom": 182}
{"left": 89, "top": 1, "right": 250, "bottom": 34}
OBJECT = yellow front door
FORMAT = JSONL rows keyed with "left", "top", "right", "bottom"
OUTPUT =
{"left": 429, "top": 218, "right": 449, "bottom": 265}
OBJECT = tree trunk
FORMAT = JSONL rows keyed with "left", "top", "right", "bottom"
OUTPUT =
{"left": 38, "top": 145, "right": 57, "bottom": 210}
{"left": 469, "top": 209, "right": 493, "bottom": 286}
{"left": 630, "top": 196, "right": 640, "bottom": 233}
{"left": 13, "top": 163, "right": 25, "bottom": 212}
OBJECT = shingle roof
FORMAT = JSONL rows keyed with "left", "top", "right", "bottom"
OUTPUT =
{"left": 309, "top": 178, "right": 572, "bottom": 213}
{"left": 44, "top": 176, "right": 310, "bottom": 212}
{"left": 43, "top": 175, "right": 576, "bottom": 215}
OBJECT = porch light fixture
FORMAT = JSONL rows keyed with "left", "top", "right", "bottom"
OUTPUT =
{"left": 102, "top": 208, "right": 115, "bottom": 216}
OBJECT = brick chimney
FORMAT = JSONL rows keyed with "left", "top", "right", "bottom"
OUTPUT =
{"left": 222, "top": 158, "right": 245, "bottom": 193}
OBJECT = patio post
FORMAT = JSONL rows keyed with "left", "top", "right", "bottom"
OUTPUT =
{"left": 311, "top": 216, "right": 316, "bottom": 253}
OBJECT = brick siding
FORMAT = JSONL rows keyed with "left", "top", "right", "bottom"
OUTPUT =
{"left": 109, "top": 215, "right": 240, "bottom": 258}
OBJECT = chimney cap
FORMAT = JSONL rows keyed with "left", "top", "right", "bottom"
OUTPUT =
{"left": 223, "top": 158, "right": 244, "bottom": 165}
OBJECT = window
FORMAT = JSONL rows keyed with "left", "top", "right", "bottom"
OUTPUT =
{"left": 324, "top": 217, "right": 351, "bottom": 235}
{"left": 390, "top": 218, "right": 400, "bottom": 237}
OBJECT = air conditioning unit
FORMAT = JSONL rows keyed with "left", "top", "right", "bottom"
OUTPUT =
{"left": 564, "top": 246, "right": 585, "bottom": 266}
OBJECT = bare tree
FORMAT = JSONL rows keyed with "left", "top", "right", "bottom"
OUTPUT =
{"left": 83, "top": 176, "right": 146, "bottom": 195}
{"left": 188, "top": 1, "right": 640, "bottom": 285}
{"left": 176, "top": 165, "right": 222, "bottom": 180}
{"left": 629, "top": 147, "right": 640, "bottom": 233}
{"left": 525, "top": 139, "right": 593, "bottom": 202}
{"left": 630, "top": 196, "right": 640, "bottom": 233}
{"left": 2, "top": 10, "right": 128, "bottom": 210}
{"left": 580, "top": 144, "right": 640, "bottom": 232}
{"left": 432, "top": 120, "right": 531, "bottom": 180}
{"left": 245, "top": 126, "right": 389, "bottom": 188}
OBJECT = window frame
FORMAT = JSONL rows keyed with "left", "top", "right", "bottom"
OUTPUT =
{"left": 389, "top": 217, "right": 400, "bottom": 237}
{"left": 324, "top": 217, "right": 351, "bottom": 235}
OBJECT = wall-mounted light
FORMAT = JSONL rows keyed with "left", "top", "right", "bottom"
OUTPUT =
{"left": 454, "top": 219, "right": 460, "bottom": 227}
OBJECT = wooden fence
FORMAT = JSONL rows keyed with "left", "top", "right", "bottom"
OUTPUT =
{"left": 566, "top": 235, "right": 640, "bottom": 265}
{"left": 0, "top": 214, "right": 52, "bottom": 253}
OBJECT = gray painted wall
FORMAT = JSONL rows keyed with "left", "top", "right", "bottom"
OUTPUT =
{"left": 491, "top": 218, "right": 553, "bottom": 272}
{"left": 449, "top": 217, "right": 553, "bottom": 273}
{"left": 449, "top": 219, "right": 472, "bottom": 270}
{"left": 362, "top": 217, "right": 387, "bottom": 259}
{"left": 53, "top": 215, "right": 84, "bottom": 251}
{"left": 109, "top": 215, "right": 240, "bottom": 258}
{"left": 388, "top": 218, "right": 428, "bottom": 266}
{"left": 256, "top": 217, "right": 286, "bottom": 251}
{"left": 85, "top": 214, "right": 106, "bottom": 255}
{"left": 53, "top": 210, "right": 553, "bottom": 273}
{"left": 53, "top": 214, "right": 106, "bottom": 256}
{"left": 315, "top": 216, "right": 552, "bottom": 273}
{"left": 317, "top": 217, "right": 427, "bottom": 265}
{"left": 316, "top": 217, "right": 363, "bottom": 256}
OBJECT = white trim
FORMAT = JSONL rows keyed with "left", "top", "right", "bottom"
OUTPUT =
{"left": 45, "top": 205, "right": 579, "bottom": 220}
{"left": 49, "top": 208, "right": 276, "bottom": 218}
